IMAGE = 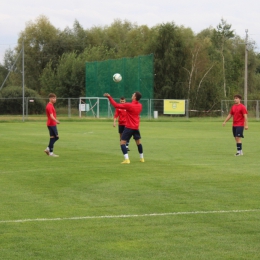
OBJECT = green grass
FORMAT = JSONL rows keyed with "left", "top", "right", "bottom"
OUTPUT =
{"left": 0, "top": 120, "right": 259, "bottom": 259}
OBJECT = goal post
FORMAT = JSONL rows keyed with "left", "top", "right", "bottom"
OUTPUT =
{"left": 79, "top": 97, "right": 150, "bottom": 119}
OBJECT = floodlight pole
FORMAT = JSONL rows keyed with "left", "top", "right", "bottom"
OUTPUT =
{"left": 22, "top": 40, "right": 25, "bottom": 122}
{"left": 0, "top": 48, "right": 22, "bottom": 91}
{"left": 244, "top": 29, "right": 248, "bottom": 108}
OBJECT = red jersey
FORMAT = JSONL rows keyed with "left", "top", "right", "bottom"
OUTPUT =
{"left": 230, "top": 103, "right": 247, "bottom": 126}
{"left": 108, "top": 96, "right": 142, "bottom": 130}
{"left": 114, "top": 108, "right": 127, "bottom": 126}
{"left": 46, "top": 102, "right": 57, "bottom": 126}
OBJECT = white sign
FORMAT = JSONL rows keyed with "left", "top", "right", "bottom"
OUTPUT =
{"left": 79, "top": 104, "right": 90, "bottom": 111}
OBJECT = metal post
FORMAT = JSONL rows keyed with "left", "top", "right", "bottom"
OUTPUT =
{"left": 256, "top": 100, "right": 259, "bottom": 121}
{"left": 26, "top": 97, "right": 28, "bottom": 117}
{"left": 79, "top": 98, "right": 81, "bottom": 118}
{"left": 97, "top": 98, "right": 99, "bottom": 118}
{"left": 68, "top": 98, "right": 71, "bottom": 118}
{"left": 22, "top": 40, "right": 25, "bottom": 122}
{"left": 221, "top": 100, "right": 223, "bottom": 118}
{"left": 244, "top": 30, "right": 248, "bottom": 108}
{"left": 186, "top": 99, "right": 189, "bottom": 119}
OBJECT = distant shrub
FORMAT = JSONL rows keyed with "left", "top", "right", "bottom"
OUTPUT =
{"left": 0, "top": 86, "right": 46, "bottom": 114}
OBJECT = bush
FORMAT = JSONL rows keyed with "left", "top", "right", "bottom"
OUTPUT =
{"left": 0, "top": 86, "right": 46, "bottom": 114}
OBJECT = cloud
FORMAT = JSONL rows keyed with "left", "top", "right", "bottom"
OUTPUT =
{"left": 0, "top": 0, "right": 259, "bottom": 63}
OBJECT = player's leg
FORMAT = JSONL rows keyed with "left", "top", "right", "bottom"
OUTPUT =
{"left": 234, "top": 127, "right": 244, "bottom": 156}
{"left": 122, "top": 125, "right": 130, "bottom": 151}
{"left": 118, "top": 125, "right": 122, "bottom": 141}
{"left": 120, "top": 128, "right": 133, "bottom": 164}
{"left": 126, "top": 135, "right": 130, "bottom": 151}
{"left": 48, "top": 126, "right": 59, "bottom": 157}
{"left": 119, "top": 125, "right": 130, "bottom": 152}
{"left": 235, "top": 136, "right": 242, "bottom": 155}
{"left": 44, "top": 126, "right": 52, "bottom": 155}
{"left": 134, "top": 130, "right": 144, "bottom": 162}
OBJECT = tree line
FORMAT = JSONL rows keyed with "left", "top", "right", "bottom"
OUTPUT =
{"left": 0, "top": 15, "right": 260, "bottom": 112}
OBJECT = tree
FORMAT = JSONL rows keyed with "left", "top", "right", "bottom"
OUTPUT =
{"left": 0, "top": 64, "right": 8, "bottom": 90}
{"left": 183, "top": 32, "right": 219, "bottom": 110}
{"left": 15, "top": 15, "right": 59, "bottom": 93}
{"left": 212, "top": 18, "right": 235, "bottom": 98}
{"left": 41, "top": 52, "right": 84, "bottom": 98}
{"left": 1, "top": 48, "right": 23, "bottom": 88}
{"left": 151, "top": 22, "right": 187, "bottom": 99}
{"left": 40, "top": 45, "right": 117, "bottom": 98}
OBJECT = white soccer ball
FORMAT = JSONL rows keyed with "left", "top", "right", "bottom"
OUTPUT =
{"left": 113, "top": 73, "right": 122, "bottom": 82}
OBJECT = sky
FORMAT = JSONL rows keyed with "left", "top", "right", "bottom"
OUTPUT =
{"left": 0, "top": 0, "right": 259, "bottom": 64}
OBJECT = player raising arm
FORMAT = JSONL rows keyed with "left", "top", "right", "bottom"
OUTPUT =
{"left": 104, "top": 92, "right": 144, "bottom": 164}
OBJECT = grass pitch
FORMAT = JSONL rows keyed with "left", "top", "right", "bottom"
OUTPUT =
{"left": 0, "top": 119, "right": 259, "bottom": 259}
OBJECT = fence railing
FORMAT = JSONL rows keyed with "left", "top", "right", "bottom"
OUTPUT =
{"left": 221, "top": 100, "right": 259, "bottom": 120}
{"left": 0, "top": 97, "right": 259, "bottom": 120}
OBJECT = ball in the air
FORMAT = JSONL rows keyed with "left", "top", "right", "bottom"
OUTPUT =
{"left": 113, "top": 73, "right": 122, "bottom": 82}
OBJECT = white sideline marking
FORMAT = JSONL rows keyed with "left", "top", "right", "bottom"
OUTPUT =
{"left": 0, "top": 209, "right": 259, "bottom": 224}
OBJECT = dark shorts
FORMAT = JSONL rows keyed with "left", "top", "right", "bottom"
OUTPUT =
{"left": 47, "top": 126, "right": 59, "bottom": 137}
{"left": 118, "top": 125, "right": 125, "bottom": 134}
{"left": 121, "top": 127, "right": 141, "bottom": 141}
{"left": 232, "top": 126, "right": 244, "bottom": 138}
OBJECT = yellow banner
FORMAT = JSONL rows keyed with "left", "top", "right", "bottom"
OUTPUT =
{"left": 163, "top": 100, "right": 185, "bottom": 114}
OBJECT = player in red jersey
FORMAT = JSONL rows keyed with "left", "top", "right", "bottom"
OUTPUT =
{"left": 44, "top": 93, "right": 60, "bottom": 157}
{"left": 104, "top": 91, "right": 144, "bottom": 164}
{"left": 223, "top": 94, "right": 248, "bottom": 156}
{"left": 113, "top": 97, "right": 130, "bottom": 151}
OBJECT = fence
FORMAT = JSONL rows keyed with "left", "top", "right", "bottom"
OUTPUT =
{"left": 1, "top": 98, "right": 259, "bottom": 120}
{"left": 221, "top": 100, "right": 260, "bottom": 120}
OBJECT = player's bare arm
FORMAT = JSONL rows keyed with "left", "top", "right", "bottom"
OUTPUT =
{"left": 50, "top": 113, "right": 60, "bottom": 124}
{"left": 113, "top": 118, "right": 117, "bottom": 127}
{"left": 223, "top": 114, "right": 232, "bottom": 126}
{"left": 244, "top": 114, "right": 248, "bottom": 130}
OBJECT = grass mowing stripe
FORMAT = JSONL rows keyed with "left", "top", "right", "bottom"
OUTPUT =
{"left": 1, "top": 209, "right": 259, "bottom": 223}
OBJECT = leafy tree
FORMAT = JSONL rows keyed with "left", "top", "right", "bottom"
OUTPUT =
{"left": 212, "top": 18, "right": 235, "bottom": 98}
{"left": 247, "top": 49, "right": 260, "bottom": 99}
{"left": 151, "top": 22, "right": 187, "bottom": 99}
{"left": 0, "top": 64, "right": 8, "bottom": 90}
{"left": 41, "top": 52, "right": 84, "bottom": 98}
{"left": 15, "top": 15, "right": 59, "bottom": 93}
{"left": 117, "top": 25, "right": 153, "bottom": 57}
{"left": 85, "top": 19, "right": 153, "bottom": 58}
{"left": 256, "top": 53, "right": 260, "bottom": 74}
{"left": 3, "top": 15, "right": 260, "bottom": 115}
{"left": 1, "top": 48, "right": 23, "bottom": 88}
{"left": 41, "top": 45, "right": 117, "bottom": 98}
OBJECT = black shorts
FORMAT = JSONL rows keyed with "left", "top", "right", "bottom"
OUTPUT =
{"left": 48, "top": 126, "right": 59, "bottom": 137}
{"left": 118, "top": 125, "right": 125, "bottom": 134}
{"left": 121, "top": 127, "right": 141, "bottom": 141}
{"left": 232, "top": 126, "right": 244, "bottom": 138}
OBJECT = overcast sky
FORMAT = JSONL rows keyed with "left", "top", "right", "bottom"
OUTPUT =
{"left": 0, "top": 0, "right": 259, "bottom": 63}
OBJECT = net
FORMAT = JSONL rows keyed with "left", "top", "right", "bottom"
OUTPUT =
{"left": 85, "top": 54, "right": 154, "bottom": 117}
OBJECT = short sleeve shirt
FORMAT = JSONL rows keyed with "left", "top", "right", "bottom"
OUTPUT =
{"left": 46, "top": 102, "right": 57, "bottom": 126}
{"left": 230, "top": 103, "right": 247, "bottom": 126}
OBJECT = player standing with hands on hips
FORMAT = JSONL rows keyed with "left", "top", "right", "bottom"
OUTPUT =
{"left": 104, "top": 91, "right": 144, "bottom": 164}
{"left": 222, "top": 94, "right": 248, "bottom": 156}
{"left": 44, "top": 93, "right": 60, "bottom": 157}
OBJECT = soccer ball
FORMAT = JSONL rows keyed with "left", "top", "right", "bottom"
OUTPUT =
{"left": 113, "top": 73, "right": 122, "bottom": 82}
